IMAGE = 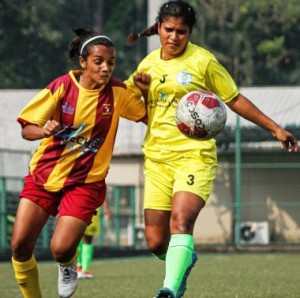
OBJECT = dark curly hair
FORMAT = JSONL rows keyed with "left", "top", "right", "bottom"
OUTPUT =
{"left": 69, "top": 28, "right": 114, "bottom": 60}
{"left": 128, "top": 1, "right": 196, "bottom": 44}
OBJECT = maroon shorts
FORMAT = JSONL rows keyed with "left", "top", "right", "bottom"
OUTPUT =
{"left": 20, "top": 174, "right": 106, "bottom": 223}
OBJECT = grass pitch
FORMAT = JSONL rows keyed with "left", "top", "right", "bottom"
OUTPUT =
{"left": 1, "top": 253, "right": 299, "bottom": 297}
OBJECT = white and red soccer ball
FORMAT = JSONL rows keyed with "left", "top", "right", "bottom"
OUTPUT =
{"left": 175, "top": 90, "right": 227, "bottom": 140}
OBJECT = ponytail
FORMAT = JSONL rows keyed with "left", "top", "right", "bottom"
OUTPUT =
{"left": 69, "top": 28, "right": 94, "bottom": 60}
{"left": 128, "top": 1, "right": 196, "bottom": 45}
{"left": 127, "top": 23, "right": 158, "bottom": 45}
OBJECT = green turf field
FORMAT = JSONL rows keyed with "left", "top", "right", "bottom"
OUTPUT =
{"left": 1, "top": 253, "right": 299, "bottom": 297}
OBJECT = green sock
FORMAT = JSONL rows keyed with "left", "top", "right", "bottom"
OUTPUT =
{"left": 82, "top": 243, "right": 94, "bottom": 272}
{"left": 164, "top": 234, "right": 194, "bottom": 295}
{"left": 77, "top": 241, "right": 83, "bottom": 267}
{"left": 153, "top": 253, "right": 166, "bottom": 261}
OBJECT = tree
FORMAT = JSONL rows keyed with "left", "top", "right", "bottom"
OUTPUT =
{"left": 0, "top": 0, "right": 147, "bottom": 88}
{"left": 103, "top": 0, "right": 147, "bottom": 80}
{"left": 191, "top": 0, "right": 300, "bottom": 86}
{"left": 0, "top": 0, "right": 95, "bottom": 88}
{"left": 0, "top": 0, "right": 299, "bottom": 88}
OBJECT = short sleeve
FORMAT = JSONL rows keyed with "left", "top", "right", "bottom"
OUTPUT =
{"left": 205, "top": 58, "right": 239, "bottom": 103}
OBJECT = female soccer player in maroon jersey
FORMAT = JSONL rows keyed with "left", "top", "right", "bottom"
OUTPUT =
{"left": 11, "top": 28, "right": 150, "bottom": 298}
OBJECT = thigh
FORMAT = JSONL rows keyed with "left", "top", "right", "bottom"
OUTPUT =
{"left": 51, "top": 215, "right": 87, "bottom": 260}
{"left": 52, "top": 183, "right": 105, "bottom": 259}
{"left": 144, "top": 158, "right": 173, "bottom": 211}
{"left": 11, "top": 198, "right": 49, "bottom": 260}
{"left": 171, "top": 191, "right": 206, "bottom": 234}
{"left": 20, "top": 174, "right": 63, "bottom": 216}
{"left": 144, "top": 209, "right": 171, "bottom": 253}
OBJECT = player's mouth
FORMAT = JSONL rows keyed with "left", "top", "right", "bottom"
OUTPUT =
{"left": 167, "top": 42, "right": 180, "bottom": 47}
{"left": 99, "top": 75, "right": 109, "bottom": 80}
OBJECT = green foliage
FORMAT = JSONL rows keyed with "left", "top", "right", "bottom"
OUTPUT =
{"left": 102, "top": 0, "right": 147, "bottom": 80}
{"left": 0, "top": 0, "right": 95, "bottom": 88}
{"left": 192, "top": 0, "right": 300, "bottom": 86}
{"left": 257, "top": 36, "right": 285, "bottom": 55}
{"left": 0, "top": 0, "right": 299, "bottom": 88}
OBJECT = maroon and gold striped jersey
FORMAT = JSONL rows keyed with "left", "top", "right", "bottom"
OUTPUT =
{"left": 17, "top": 70, "right": 146, "bottom": 191}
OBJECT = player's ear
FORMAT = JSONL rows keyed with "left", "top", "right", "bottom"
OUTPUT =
{"left": 79, "top": 56, "right": 87, "bottom": 70}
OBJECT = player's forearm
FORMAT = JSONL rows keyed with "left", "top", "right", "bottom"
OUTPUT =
{"left": 21, "top": 124, "right": 46, "bottom": 140}
{"left": 227, "top": 93, "right": 281, "bottom": 135}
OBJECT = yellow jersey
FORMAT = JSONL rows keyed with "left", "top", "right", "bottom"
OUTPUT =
{"left": 125, "top": 42, "right": 239, "bottom": 161}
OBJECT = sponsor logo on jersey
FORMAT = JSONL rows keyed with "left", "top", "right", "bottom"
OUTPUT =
{"left": 160, "top": 74, "right": 168, "bottom": 83}
{"left": 102, "top": 103, "right": 112, "bottom": 117}
{"left": 176, "top": 71, "right": 192, "bottom": 86}
{"left": 159, "top": 91, "right": 167, "bottom": 100}
{"left": 54, "top": 124, "right": 104, "bottom": 154}
{"left": 62, "top": 102, "right": 75, "bottom": 114}
{"left": 54, "top": 124, "right": 86, "bottom": 143}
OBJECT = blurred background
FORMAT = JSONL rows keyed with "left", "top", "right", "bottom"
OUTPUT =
{"left": 1, "top": 0, "right": 299, "bottom": 88}
{"left": 0, "top": 0, "right": 300, "bottom": 260}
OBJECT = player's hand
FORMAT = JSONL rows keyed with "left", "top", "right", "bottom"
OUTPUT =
{"left": 133, "top": 72, "right": 151, "bottom": 94}
{"left": 42, "top": 120, "right": 62, "bottom": 138}
{"left": 104, "top": 208, "right": 113, "bottom": 220}
{"left": 273, "top": 128, "right": 298, "bottom": 152}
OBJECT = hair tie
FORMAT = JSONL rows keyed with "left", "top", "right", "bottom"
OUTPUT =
{"left": 80, "top": 35, "right": 112, "bottom": 55}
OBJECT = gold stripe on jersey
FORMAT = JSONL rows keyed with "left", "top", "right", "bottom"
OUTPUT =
{"left": 17, "top": 70, "right": 146, "bottom": 191}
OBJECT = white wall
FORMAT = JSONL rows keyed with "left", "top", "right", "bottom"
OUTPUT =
{"left": 106, "top": 159, "right": 144, "bottom": 186}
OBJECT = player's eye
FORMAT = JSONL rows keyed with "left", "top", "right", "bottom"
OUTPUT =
{"left": 177, "top": 29, "right": 188, "bottom": 35}
{"left": 165, "top": 28, "right": 174, "bottom": 33}
{"left": 94, "top": 59, "right": 103, "bottom": 65}
{"left": 107, "top": 60, "right": 115, "bottom": 67}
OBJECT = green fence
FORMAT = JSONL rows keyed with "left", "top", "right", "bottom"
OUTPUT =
{"left": 1, "top": 147, "right": 300, "bottom": 260}
{"left": 0, "top": 179, "right": 146, "bottom": 259}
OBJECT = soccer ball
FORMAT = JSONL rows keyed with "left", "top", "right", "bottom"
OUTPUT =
{"left": 175, "top": 90, "right": 227, "bottom": 140}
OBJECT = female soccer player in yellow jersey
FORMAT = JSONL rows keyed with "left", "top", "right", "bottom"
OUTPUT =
{"left": 125, "top": 1, "right": 298, "bottom": 297}
{"left": 11, "top": 28, "right": 150, "bottom": 298}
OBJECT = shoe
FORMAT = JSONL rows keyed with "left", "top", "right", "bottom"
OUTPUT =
{"left": 176, "top": 251, "right": 198, "bottom": 298}
{"left": 58, "top": 262, "right": 78, "bottom": 297}
{"left": 76, "top": 266, "right": 84, "bottom": 279}
{"left": 155, "top": 287, "right": 176, "bottom": 298}
{"left": 82, "top": 270, "right": 94, "bottom": 279}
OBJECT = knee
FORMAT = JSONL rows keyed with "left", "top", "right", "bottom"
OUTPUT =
{"left": 148, "top": 242, "right": 167, "bottom": 255}
{"left": 11, "top": 238, "right": 33, "bottom": 261}
{"left": 51, "top": 242, "right": 76, "bottom": 263}
{"left": 51, "top": 248, "right": 74, "bottom": 263}
{"left": 171, "top": 215, "right": 195, "bottom": 234}
{"left": 146, "top": 235, "right": 169, "bottom": 255}
{"left": 51, "top": 244, "right": 72, "bottom": 263}
{"left": 51, "top": 249, "right": 64, "bottom": 263}
{"left": 172, "top": 222, "right": 193, "bottom": 234}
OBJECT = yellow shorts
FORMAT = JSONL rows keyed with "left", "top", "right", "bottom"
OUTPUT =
{"left": 144, "top": 150, "right": 217, "bottom": 211}
{"left": 84, "top": 208, "right": 100, "bottom": 236}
